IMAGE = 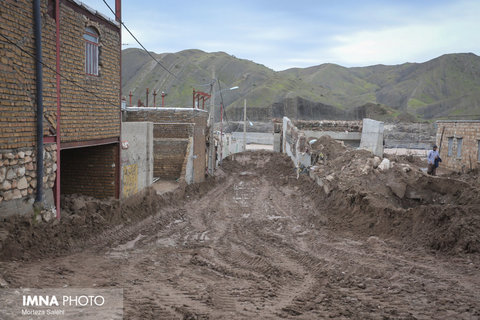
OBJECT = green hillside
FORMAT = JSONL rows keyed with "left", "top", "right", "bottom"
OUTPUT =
{"left": 122, "top": 49, "right": 480, "bottom": 121}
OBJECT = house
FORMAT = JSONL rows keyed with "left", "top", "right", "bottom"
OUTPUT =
{"left": 436, "top": 120, "right": 480, "bottom": 171}
{"left": 0, "top": 0, "right": 122, "bottom": 218}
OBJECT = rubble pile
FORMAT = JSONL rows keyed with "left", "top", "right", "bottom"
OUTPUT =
{"left": 307, "top": 135, "right": 480, "bottom": 253}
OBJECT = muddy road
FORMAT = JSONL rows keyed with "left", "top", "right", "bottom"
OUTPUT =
{"left": 1, "top": 152, "right": 480, "bottom": 319}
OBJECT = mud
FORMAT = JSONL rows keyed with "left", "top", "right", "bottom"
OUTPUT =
{"left": 0, "top": 150, "right": 479, "bottom": 319}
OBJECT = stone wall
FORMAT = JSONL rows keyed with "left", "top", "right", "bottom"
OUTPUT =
{"left": 0, "top": 144, "right": 57, "bottom": 216}
{"left": 436, "top": 121, "right": 480, "bottom": 171}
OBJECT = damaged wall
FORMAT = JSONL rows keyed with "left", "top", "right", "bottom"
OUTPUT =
{"left": 124, "top": 108, "right": 208, "bottom": 184}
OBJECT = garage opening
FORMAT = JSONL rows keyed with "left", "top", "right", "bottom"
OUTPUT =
{"left": 60, "top": 143, "right": 119, "bottom": 199}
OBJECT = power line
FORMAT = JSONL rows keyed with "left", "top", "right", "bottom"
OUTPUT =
{"left": 0, "top": 32, "right": 119, "bottom": 110}
{"left": 101, "top": 0, "right": 178, "bottom": 80}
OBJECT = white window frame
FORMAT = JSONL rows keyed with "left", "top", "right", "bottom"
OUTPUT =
{"left": 84, "top": 27, "right": 99, "bottom": 76}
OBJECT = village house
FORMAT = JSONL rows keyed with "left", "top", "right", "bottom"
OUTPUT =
{"left": 436, "top": 120, "right": 480, "bottom": 172}
{"left": 0, "top": 0, "right": 122, "bottom": 218}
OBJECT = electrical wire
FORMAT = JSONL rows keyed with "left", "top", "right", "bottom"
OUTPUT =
{"left": 101, "top": 0, "right": 178, "bottom": 80}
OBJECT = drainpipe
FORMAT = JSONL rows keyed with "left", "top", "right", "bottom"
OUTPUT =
{"left": 55, "top": 0, "right": 61, "bottom": 219}
{"left": 115, "top": 0, "right": 121, "bottom": 199}
{"left": 33, "top": 0, "right": 44, "bottom": 208}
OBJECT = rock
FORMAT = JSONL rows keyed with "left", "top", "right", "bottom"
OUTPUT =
{"left": 42, "top": 208, "right": 56, "bottom": 222}
{"left": 28, "top": 187, "right": 34, "bottom": 195}
{"left": 52, "top": 163, "right": 57, "bottom": 172}
{"left": 16, "top": 166, "right": 25, "bottom": 177}
{"left": 25, "top": 156, "right": 32, "bottom": 163}
{"left": 6, "top": 168, "right": 16, "bottom": 180}
{"left": 12, "top": 189, "right": 22, "bottom": 199}
{"left": 378, "top": 158, "right": 391, "bottom": 171}
{"left": 2, "top": 191, "right": 13, "bottom": 201}
{"left": 20, "top": 189, "right": 28, "bottom": 197}
{"left": 1, "top": 180, "right": 11, "bottom": 191}
{"left": 387, "top": 181, "right": 407, "bottom": 199}
{"left": 0, "top": 275, "right": 9, "bottom": 288}
{"left": 373, "top": 156, "right": 381, "bottom": 169}
{"left": 11, "top": 180, "right": 17, "bottom": 189}
{"left": 9, "top": 160, "right": 17, "bottom": 166}
{"left": 18, "top": 151, "right": 25, "bottom": 158}
{"left": 25, "top": 162, "right": 34, "bottom": 171}
{"left": 17, "top": 177, "right": 28, "bottom": 190}
{"left": 30, "top": 179, "right": 37, "bottom": 188}
{"left": 25, "top": 150, "right": 32, "bottom": 156}
{"left": 72, "top": 198, "right": 86, "bottom": 212}
{"left": 325, "top": 174, "right": 335, "bottom": 182}
{"left": 0, "top": 167, "right": 6, "bottom": 182}
{"left": 4, "top": 153, "right": 14, "bottom": 160}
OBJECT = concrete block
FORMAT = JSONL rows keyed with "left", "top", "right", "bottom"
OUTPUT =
{"left": 360, "top": 118, "right": 384, "bottom": 157}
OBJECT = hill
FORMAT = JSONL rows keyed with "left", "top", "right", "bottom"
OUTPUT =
{"left": 122, "top": 49, "right": 480, "bottom": 121}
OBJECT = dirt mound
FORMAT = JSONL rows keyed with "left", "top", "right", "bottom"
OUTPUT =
{"left": 0, "top": 177, "right": 220, "bottom": 261}
{"left": 307, "top": 135, "right": 480, "bottom": 253}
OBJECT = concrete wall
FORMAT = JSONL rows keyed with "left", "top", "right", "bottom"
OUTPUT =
{"left": 124, "top": 108, "right": 208, "bottom": 184}
{"left": 436, "top": 120, "right": 480, "bottom": 171}
{"left": 230, "top": 132, "right": 274, "bottom": 145}
{"left": 359, "top": 119, "right": 384, "bottom": 157}
{"left": 121, "top": 122, "right": 153, "bottom": 198}
{"left": 282, "top": 117, "right": 311, "bottom": 168}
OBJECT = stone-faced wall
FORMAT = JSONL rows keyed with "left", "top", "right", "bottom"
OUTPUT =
{"left": 0, "top": 144, "right": 57, "bottom": 215}
{"left": 436, "top": 121, "right": 480, "bottom": 171}
{"left": 125, "top": 108, "right": 208, "bottom": 183}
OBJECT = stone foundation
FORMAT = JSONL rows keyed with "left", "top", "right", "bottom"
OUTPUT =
{"left": 0, "top": 144, "right": 57, "bottom": 216}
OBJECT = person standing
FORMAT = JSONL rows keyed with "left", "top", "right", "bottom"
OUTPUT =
{"left": 427, "top": 144, "right": 440, "bottom": 175}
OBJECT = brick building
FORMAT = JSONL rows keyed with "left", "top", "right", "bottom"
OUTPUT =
{"left": 436, "top": 120, "right": 480, "bottom": 171}
{"left": 0, "top": 0, "right": 121, "bottom": 217}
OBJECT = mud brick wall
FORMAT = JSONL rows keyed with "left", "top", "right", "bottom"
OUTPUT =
{"left": 153, "top": 140, "right": 190, "bottom": 179}
{"left": 0, "top": 0, "right": 120, "bottom": 148}
{"left": 436, "top": 121, "right": 480, "bottom": 171}
{"left": 154, "top": 123, "right": 193, "bottom": 139}
{"left": 0, "top": 144, "right": 56, "bottom": 209}
{"left": 61, "top": 144, "right": 117, "bottom": 198}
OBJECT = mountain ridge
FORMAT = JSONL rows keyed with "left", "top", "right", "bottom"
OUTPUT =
{"left": 122, "top": 49, "right": 480, "bottom": 121}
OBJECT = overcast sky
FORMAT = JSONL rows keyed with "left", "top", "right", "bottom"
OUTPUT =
{"left": 83, "top": 0, "right": 480, "bottom": 71}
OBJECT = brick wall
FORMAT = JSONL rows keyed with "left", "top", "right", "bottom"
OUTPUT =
{"left": 153, "top": 123, "right": 193, "bottom": 139}
{"left": 0, "top": 0, "right": 120, "bottom": 148}
{"left": 58, "top": 0, "right": 121, "bottom": 142}
{"left": 153, "top": 140, "right": 189, "bottom": 179}
{"left": 436, "top": 121, "right": 480, "bottom": 171}
{"left": 61, "top": 144, "right": 117, "bottom": 198}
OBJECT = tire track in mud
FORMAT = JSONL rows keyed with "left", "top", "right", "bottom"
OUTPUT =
{"left": 1, "top": 151, "right": 479, "bottom": 319}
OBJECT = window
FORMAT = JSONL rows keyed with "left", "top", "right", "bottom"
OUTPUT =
{"left": 447, "top": 137, "right": 454, "bottom": 157}
{"left": 456, "top": 138, "right": 463, "bottom": 158}
{"left": 84, "top": 27, "right": 99, "bottom": 76}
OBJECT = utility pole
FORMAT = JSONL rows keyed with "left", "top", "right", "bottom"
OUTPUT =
{"left": 243, "top": 99, "right": 247, "bottom": 151}
{"left": 208, "top": 70, "right": 215, "bottom": 175}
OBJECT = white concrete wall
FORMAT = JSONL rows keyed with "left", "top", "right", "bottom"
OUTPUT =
{"left": 121, "top": 122, "right": 154, "bottom": 198}
{"left": 359, "top": 118, "right": 384, "bottom": 157}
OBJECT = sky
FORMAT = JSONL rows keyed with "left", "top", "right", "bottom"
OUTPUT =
{"left": 82, "top": 0, "right": 480, "bottom": 71}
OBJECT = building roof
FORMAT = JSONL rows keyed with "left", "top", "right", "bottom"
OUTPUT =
{"left": 68, "top": 0, "right": 120, "bottom": 28}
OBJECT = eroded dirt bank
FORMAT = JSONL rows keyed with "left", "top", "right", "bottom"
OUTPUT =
{"left": 1, "top": 151, "right": 479, "bottom": 319}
